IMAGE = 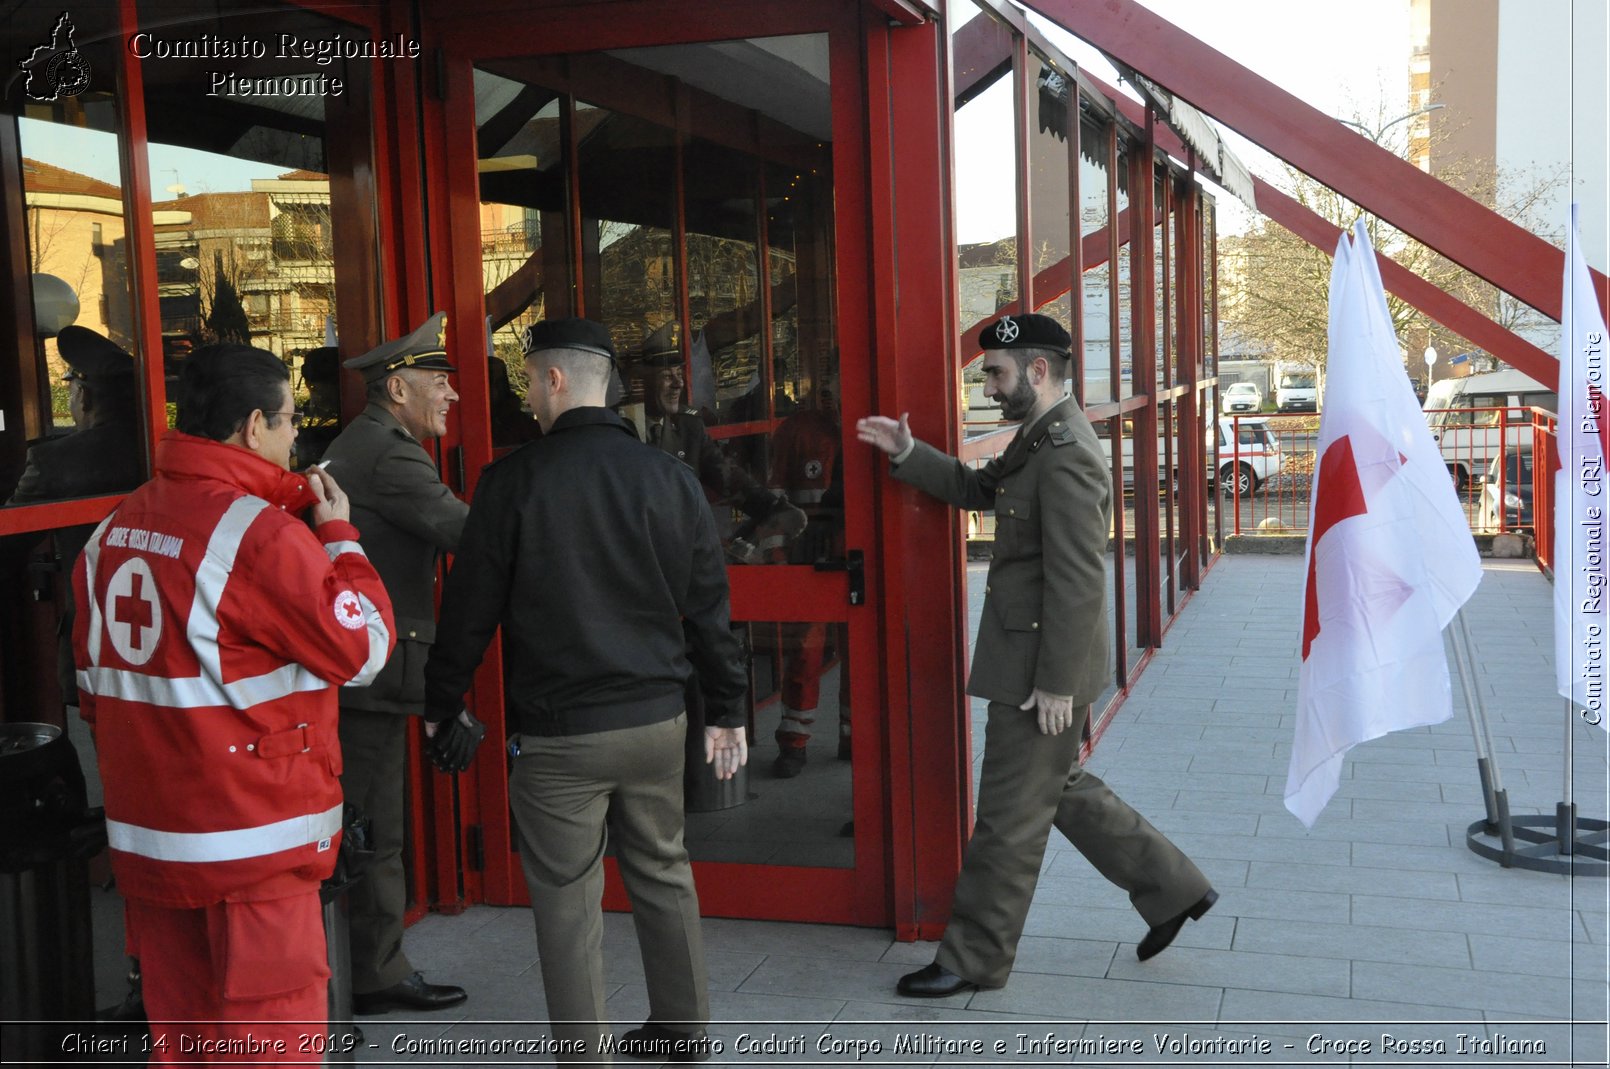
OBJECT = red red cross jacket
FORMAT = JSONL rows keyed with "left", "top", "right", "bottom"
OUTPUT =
{"left": 73, "top": 431, "right": 396, "bottom": 908}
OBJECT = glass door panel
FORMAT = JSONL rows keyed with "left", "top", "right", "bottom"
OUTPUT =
{"left": 470, "top": 34, "right": 856, "bottom": 876}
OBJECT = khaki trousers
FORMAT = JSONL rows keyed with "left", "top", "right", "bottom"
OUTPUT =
{"left": 936, "top": 702, "right": 1211, "bottom": 988}
{"left": 509, "top": 714, "right": 708, "bottom": 1064}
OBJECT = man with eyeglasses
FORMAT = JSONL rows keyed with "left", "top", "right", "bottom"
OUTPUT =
{"left": 72, "top": 342, "right": 395, "bottom": 1059}
{"left": 320, "top": 313, "right": 475, "bottom": 1016}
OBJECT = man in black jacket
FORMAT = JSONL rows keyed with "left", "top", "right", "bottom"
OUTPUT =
{"left": 424, "top": 318, "right": 747, "bottom": 1065}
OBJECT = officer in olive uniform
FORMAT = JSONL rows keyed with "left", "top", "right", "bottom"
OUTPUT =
{"left": 7, "top": 326, "right": 145, "bottom": 701}
{"left": 629, "top": 322, "right": 799, "bottom": 533}
{"left": 321, "top": 313, "right": 472, "bottom": 1015}
{"left": 857, "top": 313, "right": 1217, "bottom": 997}
{"left": 8, "top": 325, "right": 143, "bottom": 505}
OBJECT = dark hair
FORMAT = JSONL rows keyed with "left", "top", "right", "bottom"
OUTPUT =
{"left": 1010, "top": 346, "right": 1072, "bottom": 380}
{"left": 177, "top": 344, "right": 291, "bottom": 441}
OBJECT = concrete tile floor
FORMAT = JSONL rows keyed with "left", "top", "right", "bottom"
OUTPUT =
{"left": 86, "top": 556, "right": 1609, "bottom": 1066}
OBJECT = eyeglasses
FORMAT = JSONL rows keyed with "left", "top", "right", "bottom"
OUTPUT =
{"left": 266, "top": 409, "right": 305, "bottom": 429}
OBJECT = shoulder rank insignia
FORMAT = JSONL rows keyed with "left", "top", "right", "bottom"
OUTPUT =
{"left": 1047, "top": 419, "right": 1077, "bottom": 446}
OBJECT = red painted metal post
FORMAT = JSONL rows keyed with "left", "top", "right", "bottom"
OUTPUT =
{"left": 1130, "top": 120, "right": 1163, "bottom": 649}
{"left": 877, "top": 11, "right": 970, "bottom": 939}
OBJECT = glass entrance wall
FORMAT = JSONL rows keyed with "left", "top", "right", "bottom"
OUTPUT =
{"left": 470, "top": 37, "right": 851, "bottom": 870}
{"left": 948, "top": 5, "right": 1221, "bottom": 731}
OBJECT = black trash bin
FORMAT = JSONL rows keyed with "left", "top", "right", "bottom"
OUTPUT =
{"left": 0, "top": 722, "right": 107, "bottom": 1064}
{"left": 319, "top": 805, "right": 371, "bottom": 1066}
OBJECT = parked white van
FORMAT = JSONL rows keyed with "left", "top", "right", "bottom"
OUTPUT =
{"left": 1423, "top": 369, "right": 1556, "bottom": 491}
{"left": 1276, "top": 368, "right": 1319, "bottom": 412}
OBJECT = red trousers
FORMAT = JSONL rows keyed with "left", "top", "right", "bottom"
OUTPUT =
{"left": 125, "top": 892, "right": 329, "bottom": 1066}
{"left": 778, "top": 620, "right": 850, "bottom": 745}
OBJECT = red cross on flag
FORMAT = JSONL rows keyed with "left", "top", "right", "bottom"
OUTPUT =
{"left": 1285, "top": 220, "right": 1483, "bottom": 827}
{"left": 1554, "top": 203, "right": 1610, "bottom": 729}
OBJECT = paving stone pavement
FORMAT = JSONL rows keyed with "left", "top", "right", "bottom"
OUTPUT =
{"left": 85, "top": 557, "right": 1610, "bottom": 1066}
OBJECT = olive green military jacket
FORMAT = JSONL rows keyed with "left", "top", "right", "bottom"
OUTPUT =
{"left": 892, "top": 397, "right": 1112, "bottom": 706}
{"left": 322, "top": 403, "right": 469, "bottom": 715}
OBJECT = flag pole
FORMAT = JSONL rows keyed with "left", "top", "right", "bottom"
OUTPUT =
{"left": 1451, "top": 608, "right": 1515, "bottom": 862}
{"left": 1446, "top": 625, "right": 1499, "bottom": 832}
{"left": 1559, "top": 698, "right": 1577, "bottom": 855}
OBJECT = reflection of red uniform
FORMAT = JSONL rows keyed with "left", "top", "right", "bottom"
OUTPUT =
{"left": 768, "top": 409, "right": 849, "bottom": 753}
{"left": 73, "top": 432, "right": 395, "bottom": 1064}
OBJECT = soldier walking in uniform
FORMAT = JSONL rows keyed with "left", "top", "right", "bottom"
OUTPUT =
{"left": 424, "top": 318, "right": 747, "bottom": 1063}
{"left": 320, "top": 313, "right": 474, "bottom": 1015}
{"left": 856, "top": 313, "right": 1218, "bottom": 997}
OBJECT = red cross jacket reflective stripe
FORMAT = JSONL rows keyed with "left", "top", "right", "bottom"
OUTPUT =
{"left": 72, "top": 431, "right": 396, "bottom": 908}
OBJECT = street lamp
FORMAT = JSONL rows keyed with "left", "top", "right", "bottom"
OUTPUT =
{"left": 1338, "top": 104, "right": 1446, "bottom": 145}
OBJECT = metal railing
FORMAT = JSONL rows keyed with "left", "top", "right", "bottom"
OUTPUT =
{"left": 961, "top": 407, "right": 1558, "bottom": 550}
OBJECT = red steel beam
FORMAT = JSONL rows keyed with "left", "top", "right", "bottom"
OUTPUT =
{"left": 1087, "top": 75, "right": 1558, "bottom": 383}
{"left": 1023, "top": 0, "right": 1605, "bottom": 330}
{"left": 952, "top": 33, "right": 1553, "bottom": 383}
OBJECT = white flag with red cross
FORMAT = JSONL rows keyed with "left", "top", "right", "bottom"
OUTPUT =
{"left": 1285, "top": 220, "right": 1484, "bottom": 827}
{"left": 1554, "top": 203, "right": 1610, "bottom": 729}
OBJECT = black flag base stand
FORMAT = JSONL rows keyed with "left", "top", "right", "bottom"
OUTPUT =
{"left": 1466, "top": 799, "right": 1610, "bottom": 875}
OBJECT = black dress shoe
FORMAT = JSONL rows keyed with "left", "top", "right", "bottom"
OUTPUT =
{"left": 1136, "top": 888, "right": 1219, "bottom": 962}
{"left": 352, "top": 972, "right": 467, "bottom": 1015}
{"left": 773, "top": 747, "right": 807, "bottom": 778}
{"left": 896, "top": 962, "right": 977, "bottom": 998}
{"left": 618, "top": 1023, "right": 712, "bottom": 1063}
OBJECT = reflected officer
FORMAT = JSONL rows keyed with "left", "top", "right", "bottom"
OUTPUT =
{"left": 8, "top": 325, "right": 143, "bottom": 505}
{"left": 858, "top": 313, "right": 1217, "bottom": 997}
{"left": 322, "top": 312, "right": 473, "bottom": 1016}
{"left": 7, "top": 326, "right": 145, "bottom": 705}
{"left": 630, "top": 321, "right": 805, "bottom": 546}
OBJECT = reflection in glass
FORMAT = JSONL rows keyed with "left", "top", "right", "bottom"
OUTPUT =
{"left": 684, "top": 137, "right": 762, "bottom": 428}
{"left": 7, "top": 24, "right": 144, "bottom": 507}
{"left": 1029, "top": 62, "right": 1071, "bottom": 336}
{"left": 475, "top": 68, "right": 566, "bottom": 446}
{"left": 137, "top": 2, "right": 367, "bottom": 458}
{"left": 955, "top": 68, "right": 1018, "bottom": 321}
{"left": 1115, "top": 141, "right": 1133, "bottom": 398}
{"left": 1079, "top": 117, "right": 1112, "bottom": 404}
{"left": 684, "top": 619, "right": 853, "bottom": 868}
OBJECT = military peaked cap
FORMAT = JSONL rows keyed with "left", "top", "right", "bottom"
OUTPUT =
{"left": 58, "top": 325, "right": 134, "bottom": 382}
{"left": 635, "top": 320, "right": 683, "bottom": 369}
{"left": 344, "top": 312, "right": 456, "bottom": 383}
{"left": 978, "top": 312, "right": 1071, "bottom": 356}
{"left": 519, "top": 317, "right": 616, "bottom": 362}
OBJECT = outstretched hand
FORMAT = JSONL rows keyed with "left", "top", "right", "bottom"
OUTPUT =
{"left": 855, "top": 413, "right": 913, "bottom": 458}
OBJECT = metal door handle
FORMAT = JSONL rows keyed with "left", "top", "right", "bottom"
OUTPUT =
{"left": 814, "top": 549, "right": 865, "bottom": 605}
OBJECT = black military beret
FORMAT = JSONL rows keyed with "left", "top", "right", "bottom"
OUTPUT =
{"left": 978, "top": 313, "right": 1071, "bottom": 355}
{"left": 58, "top": 325, "right": 134, "bottom": 382}
{"left": 300, "top": 346, "right": 340, "bottom": 384}
{"left": 519, "top": 317, "right": 616, "bottom": 362}
{"left": 344, "top": 312, "right": 456, "bottom": 383}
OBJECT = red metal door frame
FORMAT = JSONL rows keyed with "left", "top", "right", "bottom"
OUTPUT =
{"left": 421, "top": 0, "right": 923, "bottom": 929}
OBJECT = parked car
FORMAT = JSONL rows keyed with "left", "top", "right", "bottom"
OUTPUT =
{"left": 1476, "top": 445, "right": 1534, "bottom": 532}
{"left": 1210, "top": 416, "right": 1282, "bottom": 497}
{"left": 1276, "top": 369, "right": 1319, "bottom": 412}
{"left": 1221, "top": 381, "right": 1262, "bottom": 414}
{"left": 1424, "top": 368, "right": 1555, "bottom": 491}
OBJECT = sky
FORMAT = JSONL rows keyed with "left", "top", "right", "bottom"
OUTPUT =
{"left": 20, "top": 118, "right": 287, "bottom": 197}
{"left": 955, "top": 0, "right": 1413, "bottom": 244}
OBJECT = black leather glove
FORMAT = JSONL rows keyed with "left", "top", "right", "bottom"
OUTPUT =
{"left": 427, "top": 709, "right": 487, "bottom": 774}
